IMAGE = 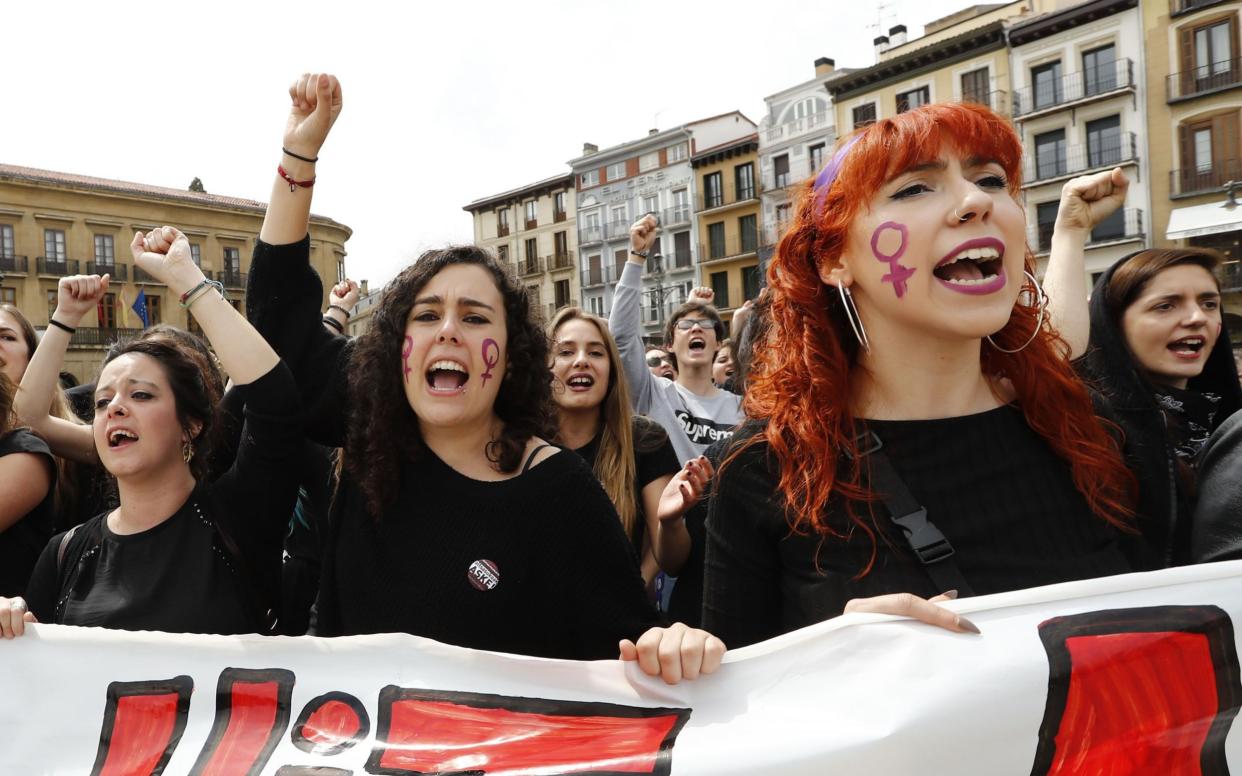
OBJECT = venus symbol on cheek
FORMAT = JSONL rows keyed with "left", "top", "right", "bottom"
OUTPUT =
{"left": 870, "top": 222, "right": 916, "bottom": 299}
{"left": 480, "top": 338, "right": 500, "bottom": 385}
{"left": 401, "top": 336, "right": 413, "bottom": 383}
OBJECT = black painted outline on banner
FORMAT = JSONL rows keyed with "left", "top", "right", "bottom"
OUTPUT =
{"left": 89, "top": 675, "right": 194, "bottom": 776}
{"left": 291, "top": 690, "right": 370, "bottom": 756}
{"left": 1029, "top": 604, "right": 1242, "bottom": 776}
{"left": 364, "top": 686, "right": 692, "bottom": 776}
{"left": 187, "top": 667, "right": 296, "bottom": 776}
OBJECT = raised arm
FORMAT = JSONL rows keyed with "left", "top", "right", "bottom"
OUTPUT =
{"left": 1044, "top": 167, "right": 1129, "bottom": 359}
{"left": 608, "top": 215, "right": 661, "bottom": 414}
{"left": 260, "top": 73, "right": 341, "bottom": 246}
{"left": 13, "top": 276, "right": 105, "bottom": 464}
{"left": 323, "top": 278, "right": 359, "bottom": 335}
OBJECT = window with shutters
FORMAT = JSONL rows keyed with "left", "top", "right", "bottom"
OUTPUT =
{"left": 1177, "top": 14, "right": 1240, "bottom": 97}
{"left": 960, "top": 68, "right": 990, "bottom": 105}
{"left": 1177, "top": 110, "right": 1241, "bottom": 194}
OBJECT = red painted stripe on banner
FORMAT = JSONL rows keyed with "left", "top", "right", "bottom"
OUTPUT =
{"left": 377, "top": 699, "right": 682, "bottom": 774}
{"left": 96, "top": 692, "right": 183, "bottom": 776}
{"left": 193, "top": 678, "right": 285, "bottom": 776}
{"left": 1049, "top": 631, "right": 1217, "bottom": 774}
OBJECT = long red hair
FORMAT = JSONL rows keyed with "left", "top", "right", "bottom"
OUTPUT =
{"left": 735, "top": 102, "right": 1135, "bottom": 570}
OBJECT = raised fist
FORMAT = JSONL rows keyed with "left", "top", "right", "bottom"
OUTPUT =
{"left": 130, "top": 227, "right": 204, "bottom": 296}
{"left": 330, "top": 279, "right": 360, "bottom": 311}
{"left": 687, "top": 286, "right": 714, "bottom": 305}
{"left": 630, "top": 214, "right": 659, "bottom": 254}
{"left": 55, "top": 274, "right": 111, "bottom": 325}
{"left": 1056, "top": 167, "right": 1129, "bottom": 235}
{"left": 284, "top": 73, "right": 343, "bottom": 160}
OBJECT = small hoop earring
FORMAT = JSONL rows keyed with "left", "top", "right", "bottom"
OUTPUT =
{"left": 954, "top": 208, "right": 970, "bottom": 223}
{"left": 986, "top": 270, "right": 1047, "bottom": 354}
{"left": 837, "top": 283, "right": 871, "bottom": 354}
{"left": 182, "top": 440, "right": 195, "bottom": 464}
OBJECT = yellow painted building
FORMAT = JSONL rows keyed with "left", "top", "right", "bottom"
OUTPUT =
{"left": 0, "top": 164, "right": 351, "bottom": 380}
{"left": 691, "top": 134, "right": 762, "bottom": 325}
{"left": 463, "top": 173, "right": 578, "bottom": 321}
{"left": 1142, "top": 0, "right": 1242, "bottom": 312}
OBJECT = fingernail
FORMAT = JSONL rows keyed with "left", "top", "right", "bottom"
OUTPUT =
{"left": 956, "top": 616, "right": 981, "bottom": 634}
{"left": 941, "top": 589, "right": 958, "bottom": 600}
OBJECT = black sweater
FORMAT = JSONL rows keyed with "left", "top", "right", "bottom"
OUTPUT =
{"left": 247, "top": 237, "right": 660, "bottom": 659}
{"left": 703, "top": 410, "right": 1134, "bottom": 648}
{"left": 25, "top": 363, "right": 302, "bottom": 634}
{"left": 1078, "top": 251, "right": 1242, "bottom": 567}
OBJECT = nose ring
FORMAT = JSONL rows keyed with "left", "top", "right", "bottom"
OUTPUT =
{"left": 954, "top": 208, "right": 970, "bottom": 223}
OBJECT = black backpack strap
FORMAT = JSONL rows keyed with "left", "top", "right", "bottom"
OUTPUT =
{"left": 521, "top": 443, "right": 556, "bottom": 473}
{"left": 56, "top": 525, "right": 80, "bottom": 577}
{"left": 848, "top": 427, "right": 975, "bottom": 597}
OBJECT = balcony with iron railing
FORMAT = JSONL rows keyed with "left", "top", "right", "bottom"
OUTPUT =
{"left": 87, "top": 262, "right": 128, "bottom": 281}
{"left": 1024, "top": 132, "right": 1138, "bottom": 186}
{"left": 518, "top": 256, "right": 544, "bottom": 277}
{"left": 1168, "top": 57, "right": 1242, "bottom": 102}
{"left": 554, "top": 209, "right": 567, "bottom": 223}
{"left": 525, "top": 218, "right": 538, "bottom": 230}
{"left": 0, "top": 255, "right": 28, "bottom": 274}
{"left": 1030, "top": 208, "right": 1144, "bottom": 253}
{"left": 582, "top": 263, "right": 620, "bottom": 287}
{"left": 37, "top": 257, "right": 80, "bottom": 276}
{"left": 763, "top": 111, "right": 833, "bottom": 144}
{"left": 546, "top": 299, "right": 578, "bottom": 319}
{"left": 67, "top": 326, "right": 144, "bottom": 347}
{"left": 699, "top": 234, "right": 761, "bottom": 264}
{"left": 1171, "top": 0, "right": 1230, "bottom": 16}
{"left": 547, "top": 251, "right": 575, "bottom": 271}
{"left": 696, "top": 185, "right": 760, "bottom": 213}
{"left": 497, "top": 224, "right": 510, "bottom": 237}
{"left": 662, "top": 206, "right": 692, "bottom": 227}
{"left": 216, "top": 270, "right": 246, "bottom": 288}
{"left": 578, "top": 224, "right": 605, "bottom": 245}
{"left": 1220, "top": 261, "right": 1242, "bottom": 292}
{"left": 1170, "top": 159, "right": 1242, "bottom": 197}
{"left": 1012, "top": 58, "right": 1135, "bottom": 119}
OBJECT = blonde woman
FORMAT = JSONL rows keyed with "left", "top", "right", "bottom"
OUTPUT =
{"left": 549, "top": 308, "right": 710, "bottom": 581}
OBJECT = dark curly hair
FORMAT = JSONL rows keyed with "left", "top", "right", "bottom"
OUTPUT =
{"left": 101, "top": 337, "right": 222, "bottom": 481}
{"left": 346, "top": 245, "right": 553, "bottom": 516}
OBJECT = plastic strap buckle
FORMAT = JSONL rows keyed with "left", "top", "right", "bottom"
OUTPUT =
{"left": 843, "top": 429, "right": 883, "bottom": 460}
{"left": 890, "top": 508, "right": 956, "bottom": 565}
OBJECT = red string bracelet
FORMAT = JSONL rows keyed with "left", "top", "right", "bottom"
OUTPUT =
{"left": 277, "top": 164, "right": 316, "bottom": 192}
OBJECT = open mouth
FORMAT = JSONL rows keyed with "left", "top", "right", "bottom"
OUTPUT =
{"left": 1168, "top": 336, "right": 1206, "bottom": 358}
{"left": 107, "top": 428, "right": 139, "bottom": 449}
{"left": 688, "top": 336, "right": 707, "bottom": 353}
{"left": 933, "top": 245, "right": 1004, "bottom": 287}
{"left": 566, "top": 374, "right": 595, "bottom": 391}
{"left": 426, "top": 360, "right": 469, "bottom": 394}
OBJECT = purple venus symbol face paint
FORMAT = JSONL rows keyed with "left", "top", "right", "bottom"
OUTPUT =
{"left": 480, "top": 338, "right": 500, "bottom": 385}
{"left": 401, "top": 336, "right": 413, "bottom": 383}
{"left": 870, "top": 222, "right": 916, "bottom": 298}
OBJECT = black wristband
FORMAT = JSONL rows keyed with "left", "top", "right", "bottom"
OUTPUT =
{"left": 48, "top": 318, "right": 76, "bottom": 335}
{"left": 322, "top": 315, "right": 345, "bottom": 333}
{"left": 282, "top": 147, "right": 318, "bottom": 163}
{"left": 327, "top": 303, "right": 352, "bottom": 318}
{"left": 630, "top": 249, "right": 649, "bottom": 258}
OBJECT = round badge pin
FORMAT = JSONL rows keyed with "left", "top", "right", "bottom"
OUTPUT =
{"left": 467, "top": 559, "right": 500, "bottom": 591}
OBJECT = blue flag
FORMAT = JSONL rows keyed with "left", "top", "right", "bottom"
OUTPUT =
{"left": 131, "top": 289, "right": 149, "bottom": 328}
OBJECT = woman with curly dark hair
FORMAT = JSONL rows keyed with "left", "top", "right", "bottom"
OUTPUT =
{"left": 244, "top": 72, "right": 723, "bottom": 683}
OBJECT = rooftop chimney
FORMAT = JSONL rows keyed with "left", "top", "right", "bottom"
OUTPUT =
{"left": 873, "top": 35, "right": 889, "bottom": 59}
{"left": 360, "top": 279, "right": 369, "bottom": 296}
{"left": 582, "top": 142, "right": 598, "bottom": 155}
{"left": 814, "top": 56, "right": 835, "bottom": 76}
{"left": 649, "top": 128, "right": 659, "bottom": 136}
{"left": 888, "top": 24, "right": 908, "bottom": 46}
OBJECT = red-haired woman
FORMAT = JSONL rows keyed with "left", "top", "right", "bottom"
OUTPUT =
{"left": 703, "top": 102, "right": 1141, "bottom": 647}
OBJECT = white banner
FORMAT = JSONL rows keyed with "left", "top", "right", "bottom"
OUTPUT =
{"left": 7, "top": 561, "right": 1242, "bottom": 775}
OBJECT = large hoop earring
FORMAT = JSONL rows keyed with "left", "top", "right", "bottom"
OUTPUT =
{"left": 986, "top": 270, "right": 1047, "bottom": 354}
{"left": 837, "top": 283, "right": 871, "bottom": 354}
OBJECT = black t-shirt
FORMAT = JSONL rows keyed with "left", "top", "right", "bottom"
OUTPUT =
{"left": 704, "top": 408, "right": 1135, "bottom": 648}
{"left": 24, "top": 363, "right": 303, "bottom": 635}
{"left": 0, "top": 429, "right": 56, "bottom": 596}
{"left": 572, "top": 416, "right": 680, "bottom": 551}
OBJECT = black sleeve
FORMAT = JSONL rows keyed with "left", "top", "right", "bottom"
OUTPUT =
{"left": 702, "top": 443, "right": 785, "bottom": 648}
{"left": 24, "top": 534, "right": 63, "bottom": 622}
{"left": 209, "top": 362, "right": 304, "bottom": 589}
{"left": 635, "top": 436, "right": 680, "bottom": 489}
{"left": 546, "top": 456, "right": 661, "bottom": 658}
{"left": 246, "top": 236, "right": 349, "bottom": 448}
{"left": 1191, "top": 409, "right": 1242, "bottom": 562}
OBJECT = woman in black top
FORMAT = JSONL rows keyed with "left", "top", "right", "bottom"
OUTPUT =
{"left": 1077, "top": 249, "right": 1241, "bottom": 566}
{"left": 548, "top": 307, "right": 703, "bottom": 584}
{"left": 703, "top": 102, "right": 1140, "bottom": 648}
{"left": 244, "top": 72, "right": 721, "bottom": 682}
{"left": 0, "top": 228, "right": 301, "bottom": 637}
{"left": 0, "top": 371, "right": 55, "bottom": 597}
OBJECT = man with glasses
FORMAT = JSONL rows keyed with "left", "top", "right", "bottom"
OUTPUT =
{"left": 610, "top": 215, "right": 744, "bottom": 463}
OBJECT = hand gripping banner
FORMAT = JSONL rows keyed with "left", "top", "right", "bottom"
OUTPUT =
{"left": 7, "top": 561, "right": 1242, "bottom": 775}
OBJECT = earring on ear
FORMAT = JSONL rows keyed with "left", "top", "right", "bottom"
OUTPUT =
{"left": 182, "top": 440, "right": 195, "bottom": 464}
{"left": 837, "top": 283, "right": 872, "bottom": 354}
{"left": 986, "top": 270, "right": 1047, "bottom": 354}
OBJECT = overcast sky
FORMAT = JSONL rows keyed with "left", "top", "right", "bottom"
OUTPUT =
{"left": 3, "top": 0, "right": 978, "bottom": 287}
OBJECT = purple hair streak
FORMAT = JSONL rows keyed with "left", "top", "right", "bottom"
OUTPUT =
{"left": 812, "top": 133, "right": 864, "bottom": 213}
